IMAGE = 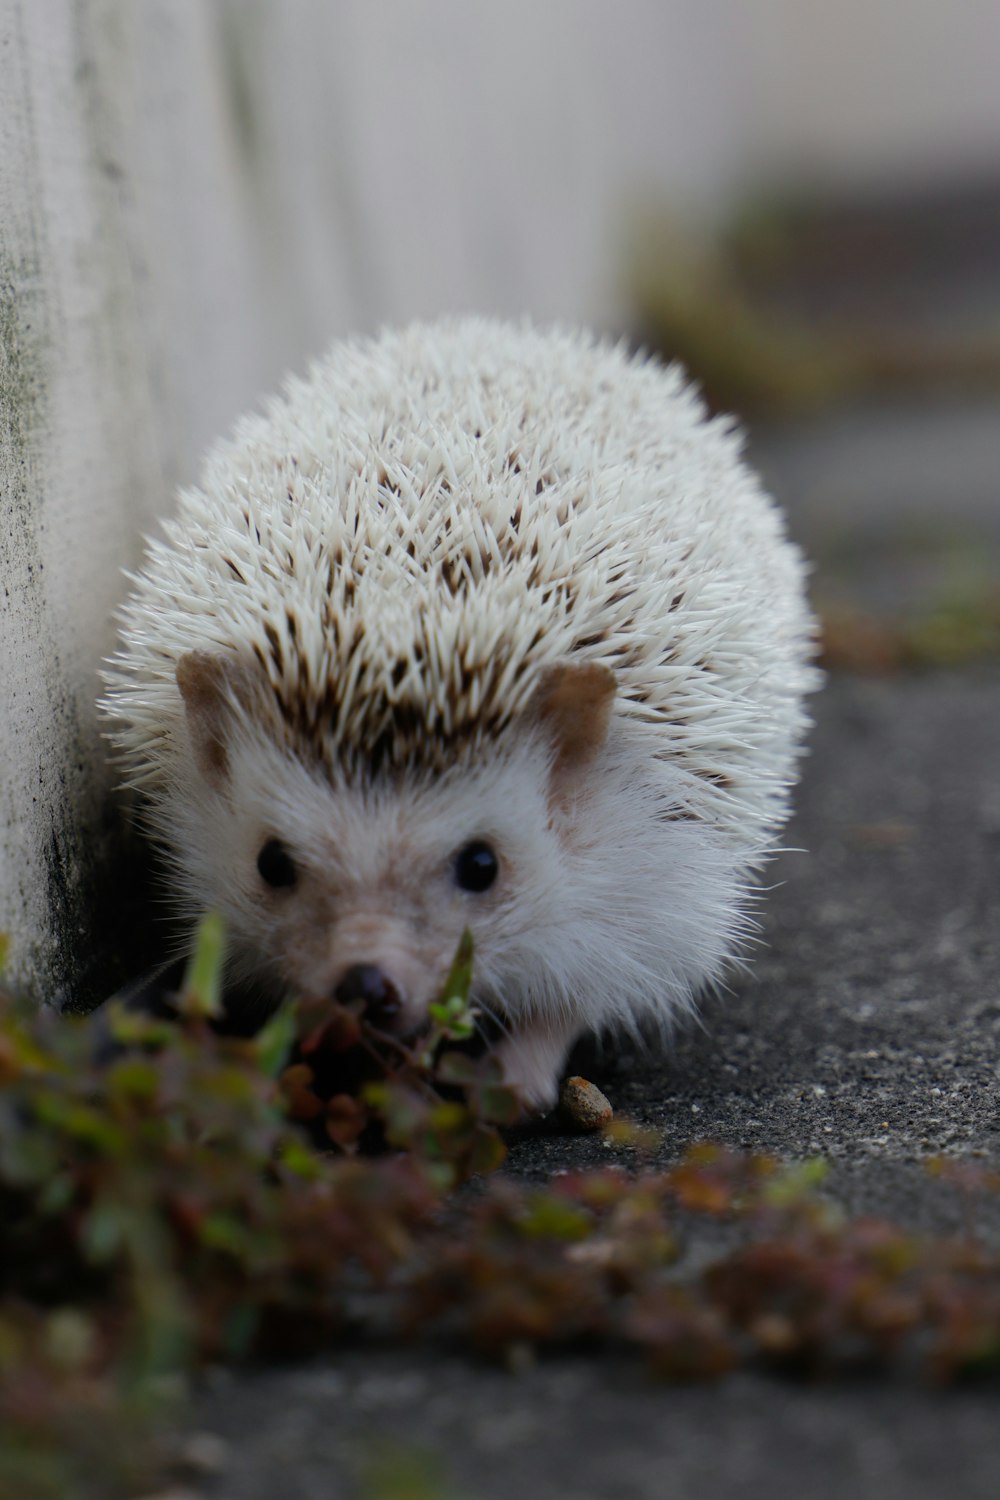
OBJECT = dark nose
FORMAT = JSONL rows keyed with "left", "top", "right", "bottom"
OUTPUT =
{"left": 334, "top": 964, "right": 402, "bottom": 1026}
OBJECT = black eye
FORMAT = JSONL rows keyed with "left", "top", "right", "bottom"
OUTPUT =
{"left": 453, "top": 840, "right": 499, "bottom": 894}
{"left": 257, "top": 839, "right": 297, "bottom": 889}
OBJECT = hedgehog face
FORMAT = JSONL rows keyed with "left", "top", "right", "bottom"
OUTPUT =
{"left": 168, "top": 652, "right": 620, "bottom": 1038}
{"left": 227, "top": 742, "right": 562, "bottom": 1034}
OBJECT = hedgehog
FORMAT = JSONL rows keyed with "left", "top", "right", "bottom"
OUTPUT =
{"left": 101, "top": 317, "right": 819, "bottom": 1110}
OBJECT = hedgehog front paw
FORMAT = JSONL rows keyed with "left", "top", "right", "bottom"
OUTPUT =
{"left": 493, "top": 1017, "right": 583, "bottom": 1116}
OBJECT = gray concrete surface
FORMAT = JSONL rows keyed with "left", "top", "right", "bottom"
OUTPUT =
{"left": 176, "top": 668, "right": 999, "bottom": 1500}
{"left": 189, "top": 1355, "right": 1000, "bottom": 1500}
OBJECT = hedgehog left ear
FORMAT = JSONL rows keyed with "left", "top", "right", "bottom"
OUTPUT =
{"left": 531, "top": 661, "right": 616, "bottom": 800}
{"left": 176, "top": 651, "right": 250, "bottom": 790}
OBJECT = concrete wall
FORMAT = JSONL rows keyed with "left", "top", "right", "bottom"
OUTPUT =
{"left": 0, "top": 1, "right": 284, "bottom": 1002}
{"left": 3, "top": 0, "right": 999, "bottom": 1004}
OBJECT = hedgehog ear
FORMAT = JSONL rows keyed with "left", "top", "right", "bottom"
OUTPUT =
{"left": 176, "top": 651, "right": 249, "bottom": 790}
{"left": 531, "top": 661, "right": 616, "bottom": 800}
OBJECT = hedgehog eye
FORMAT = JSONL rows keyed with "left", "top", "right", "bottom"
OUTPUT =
{"left": 453, "top": 840, "right": 499, "bottom": 894}
{"left": 257, "top": 838, "right": 297, "bottom": 890}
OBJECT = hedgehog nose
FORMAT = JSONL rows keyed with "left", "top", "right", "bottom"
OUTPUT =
{"left": 335, "top": 963, "right": 402, "bottom": 1026}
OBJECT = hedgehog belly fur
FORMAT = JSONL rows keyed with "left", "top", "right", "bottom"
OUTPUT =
{"left": 101, "top": 317, "right": 820, "bottom": 1109}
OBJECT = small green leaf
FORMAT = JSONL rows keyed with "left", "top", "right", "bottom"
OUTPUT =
{"left": 438, "top": 928, "right": 474, "bottom": 1007}
{"left": 34, "top": 1096, "right": 128, "bottom": 1155}
{"left": 179, "top": 910, "right": 226, "bottom": 1019}
{"left": 434, "top": 1051, "right": 481, "bottom": 1086}
{"left": 426, "top": 1100, "right": 472, "bottom": 1136}
{"left": 255, "top": 1004, "right": 298, "bottom": 1077}
{"left": 278, "top": 1137, "right": 323, "bottom": 1179}
{"left": 467, "top": 1126, "right": 508, "bottom": 1176}
{"left": 517, "top": 1195, "right": 592, "bottom": 1242}
{"left": 0, "top": 933, "right": 9, "bottom": 974}
{"left": 108, "top": 1057, "right": 161, "bottom": 1101}
{"left": 107, "top": 1005, "right": 180, "bottom": 1050}
{"left": 476, "top": 1084, "right": 522, "bottom": 1126}
{"left": 199, "top": 1212, "right": 252, "bottom": 1256}
{"left": 364, "top": 1081, "right": 429, "bottom": 1148}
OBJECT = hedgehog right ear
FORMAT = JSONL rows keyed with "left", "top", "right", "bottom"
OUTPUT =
{"left": 531, "top": 661, "right": 616, "bottom": 802}
{"left": 176, "top": 651, "right": 249, "bottom": 790}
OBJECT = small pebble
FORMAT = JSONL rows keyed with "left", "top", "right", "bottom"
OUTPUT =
{"left": 559, "top": 1075, "right": 613, "bottom": 1131}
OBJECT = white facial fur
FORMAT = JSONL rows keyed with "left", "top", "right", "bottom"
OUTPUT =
{"left": 160, "top": 691, "right": 745, "bottom": 1109}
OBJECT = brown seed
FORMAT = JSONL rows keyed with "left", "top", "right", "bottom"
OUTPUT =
{"left": 559, "top": 1075, "right": 613, "bottom": 1131}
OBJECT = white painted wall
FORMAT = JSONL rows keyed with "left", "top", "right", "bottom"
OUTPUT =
{"left": 0, "top": 1, "right": 286, "bottom": 1000}
{"left": 2, "top": 0, "right": 999, "bottom": 1002}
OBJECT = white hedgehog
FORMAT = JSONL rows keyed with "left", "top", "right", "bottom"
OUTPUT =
{"left": 101, "top": 318, "right": 819, "bottom": 1109}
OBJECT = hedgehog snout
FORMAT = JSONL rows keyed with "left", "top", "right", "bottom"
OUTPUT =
{"left": 334, "top": 963, "right": 402, "bottom": 1028}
